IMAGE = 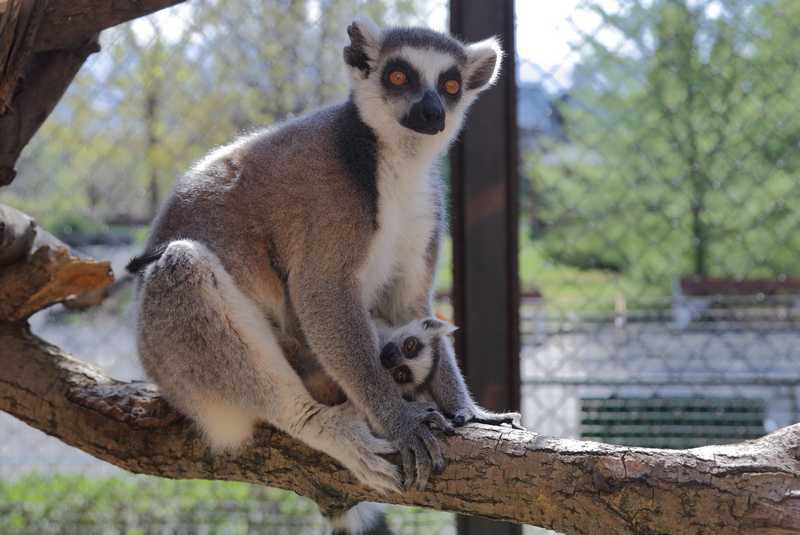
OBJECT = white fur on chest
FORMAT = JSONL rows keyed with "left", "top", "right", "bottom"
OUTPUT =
{"left": 358, "top": 155, "right": 437, "bottom": 308}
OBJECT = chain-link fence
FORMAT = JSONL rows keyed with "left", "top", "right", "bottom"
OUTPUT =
{"left": 2, "top": 0, "right": 800, "bottom": 533}
{"left": 517, "top": 0, "right": 800, "bottom": 459}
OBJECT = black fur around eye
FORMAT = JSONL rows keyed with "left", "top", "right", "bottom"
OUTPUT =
{"left": 382, "top": 58, "right": 420, "bottom": 93}
{"left": 402, "top": 336, "right": 420, "bottom": 357}
{"left": 437, "top": 66, "right": 462, "bottom": 102}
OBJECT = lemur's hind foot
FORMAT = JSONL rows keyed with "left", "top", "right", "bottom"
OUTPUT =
{"left": 308, "top": 402, "right": 400, "bottom": 494}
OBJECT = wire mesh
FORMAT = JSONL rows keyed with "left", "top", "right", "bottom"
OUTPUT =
{"left": 517, "top": 0, "right": 800, "bottom": 453}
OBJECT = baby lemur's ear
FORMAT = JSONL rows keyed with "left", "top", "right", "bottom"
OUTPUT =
{"left": 344, "top": 15, "right": 382, "bottom": 77}
{"left": 422, "top": 317, "right": 458, "bottom": 336}
{"left": 464, "top": 37, "right": 503, "bottom": 92}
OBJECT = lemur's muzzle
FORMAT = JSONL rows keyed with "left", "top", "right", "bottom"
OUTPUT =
{"left": 380, "top": 342, "right": 403, "bottom": 369}
{"left": 402, "top": 90, "right": 445, "bottom": 135}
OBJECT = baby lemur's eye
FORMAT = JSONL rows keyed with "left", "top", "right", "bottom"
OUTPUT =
{"left": 402, "top": 337, "right": 420, "bottom": 356}
{"left": 444, "top": 80, "right": 460, "bottom": 95}
{"left": 389, "top": 70, "right": 407, "bottom": 86}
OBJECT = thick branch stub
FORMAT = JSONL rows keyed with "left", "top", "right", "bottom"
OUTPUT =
{"left": 0, "top": 323, "right": 799, "bottom": 533}
{"left": 0, "top": 204, "right": 113, "bottom": 320}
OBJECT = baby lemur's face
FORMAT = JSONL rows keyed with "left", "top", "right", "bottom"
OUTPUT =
{"left": 379, "top": 318, "right": 457, "bottom": 397}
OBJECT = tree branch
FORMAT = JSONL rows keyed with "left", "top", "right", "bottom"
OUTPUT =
{"left": 34, "top": 0, "right": 187, "bottom": 52}
{"left": 0, "top": 0, "right": 187, "bottom": 186}
{"left": 0, "top": 322, "right": 798, "bottom": 533}
{"left": 0, "top": 38, "right": 100, "bottom": 186}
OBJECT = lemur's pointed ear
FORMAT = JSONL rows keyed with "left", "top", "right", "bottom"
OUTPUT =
{"left": 422, "top": 317, "right": 458, "bottom": 336}
{"left": 464, "top": 37, "right": 503, "bottom": 92}
{"left": 344, "top": 15, "right": 381, "bottom": 77}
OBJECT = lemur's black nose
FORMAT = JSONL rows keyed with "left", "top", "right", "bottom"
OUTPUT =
{"left": 380, "top": 342, "right": 402, "bottom": 369}
{"left": 419, "top": 91, "right": 444, "bottom": 127}
{"left": 402, "top": 90, "right": 445, "bottom": 135}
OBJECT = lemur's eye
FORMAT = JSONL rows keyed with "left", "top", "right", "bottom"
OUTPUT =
{"left": 389, "top": 70, "right": 408, "bottom": 86}
{"left": 402, "top": 337, "right": 419, "bottom": 356}
{"left": 444, "top": 79, "right": 460, "bottom": 95}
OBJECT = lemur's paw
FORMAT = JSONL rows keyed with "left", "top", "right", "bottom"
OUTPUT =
{"left": 341, "top": 445, "right": 402, "bottom": 495}
{"left": 389, "top": 401, "right": 453, "bottom": 491}
{"left": 451, "top": 406, "right": 525, "bottom": 430}
{"left": 319, "top": 404, "right": 401, "bottom": 494}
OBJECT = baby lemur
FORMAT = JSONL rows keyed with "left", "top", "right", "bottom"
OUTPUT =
{"left": 284, "top": 317, "right": 457, "bottom": 406}
{"left": 129, "top": 15, "right": 521, "bottom": 496}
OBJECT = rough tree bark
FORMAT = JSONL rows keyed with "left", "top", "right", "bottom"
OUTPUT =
{"left": 0, "top": 204, "right": 113, "bottom": 320}
{"left": 0, "top": 209, "right": 799, "bottom": 534}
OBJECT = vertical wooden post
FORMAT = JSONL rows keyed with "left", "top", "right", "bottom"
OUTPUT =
{"left": 450, "top": 1, "right": 521, "bottom": 534}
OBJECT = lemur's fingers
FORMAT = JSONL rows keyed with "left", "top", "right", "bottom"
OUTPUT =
{"left": 361, "top": 456, "right": 402, "bottom": 495}
{"left": 413, "top": 434, "right": 433, "bottom": 491}
{"left": 422, "top": 409, "right": 455, "bottom": 435}
{"left": 355, "top": 463, "right": 401, "bottom": 495}
{"left": 400, "top": 446, "right": 416, "bottom": 490}
{"left": 418, "top": 427, "right": 446, "bottom": 475}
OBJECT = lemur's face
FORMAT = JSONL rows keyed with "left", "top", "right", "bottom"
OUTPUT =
{"left": 344, "top": 17, "right": 502, "bottom": 143}
{"left": 379, "top": 52, "right": 458, "bottom": 135}
{"left": 379, "top": 317, "right": 457, "bottom": 396}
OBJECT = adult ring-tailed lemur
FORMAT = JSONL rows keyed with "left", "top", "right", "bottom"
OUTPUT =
{"left": 128, "top": 15, "right": 521, "bottom": 499}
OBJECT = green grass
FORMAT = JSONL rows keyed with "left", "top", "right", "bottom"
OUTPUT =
{"left": 0, "top": 475, "right": 452, "bottom": 535}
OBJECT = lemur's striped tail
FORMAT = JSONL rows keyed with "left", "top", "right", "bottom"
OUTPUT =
{"left": 329, "top": 502, "right": 392, "bottom": 535}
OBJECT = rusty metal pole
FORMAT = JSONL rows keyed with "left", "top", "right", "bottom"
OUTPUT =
{"left": 450, "top": 0, "right": 521, "bottom": 533}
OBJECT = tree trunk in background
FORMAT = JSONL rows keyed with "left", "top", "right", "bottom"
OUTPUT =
{"left": 146, "top": 91, "right": 161, "bottom": 220}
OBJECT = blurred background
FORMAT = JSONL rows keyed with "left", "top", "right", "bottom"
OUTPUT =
{"left": 2, "top": 0, "right": 800, "bottom": 533}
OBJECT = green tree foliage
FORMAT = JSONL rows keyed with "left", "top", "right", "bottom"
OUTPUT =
{"left": 2, "top": 0, "right": 433, "bottom": 231}
{"left": 530, "top": 0, "right": 800, "bottom": 288}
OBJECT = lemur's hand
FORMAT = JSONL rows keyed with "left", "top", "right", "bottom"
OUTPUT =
{"left": 388, "top": 401, "right": 454, "bottom": 491}
{"left": 451, "top": 405, "right": 525, "bottom": 430}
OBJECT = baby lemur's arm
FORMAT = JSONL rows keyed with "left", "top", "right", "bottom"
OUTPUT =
{"left": 376, "top": 221, "right": 523, "bottom": 430}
